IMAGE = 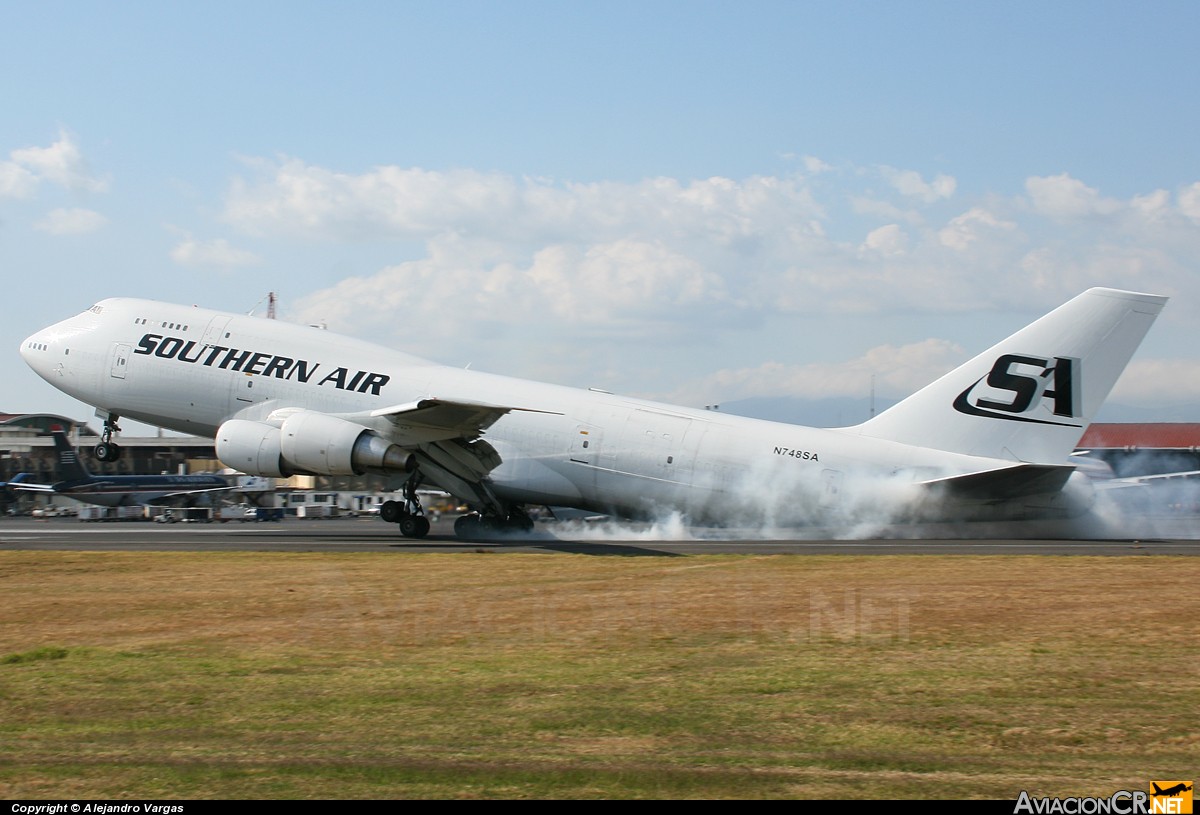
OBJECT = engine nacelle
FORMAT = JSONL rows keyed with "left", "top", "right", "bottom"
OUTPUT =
{"left": 216, "top": 419, "right": 293, "bottom": 479}
{"left": 216, "top": 413, "right": 416, "bottom": 478}
{"left": 279, "top": 411, "right": 415, "bottom": 475}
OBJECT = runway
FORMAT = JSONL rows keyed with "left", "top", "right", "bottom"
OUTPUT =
{"left": 1, "top": 515, "right": 1198, "bottom": 555}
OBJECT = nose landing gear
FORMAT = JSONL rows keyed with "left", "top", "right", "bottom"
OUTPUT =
{"left": 94, "top": 417, "right": 122, "bottom": 463}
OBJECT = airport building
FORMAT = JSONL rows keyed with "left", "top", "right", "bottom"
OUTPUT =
{"left": 1076, "top": 423, "right": 1200, "bottom": 477}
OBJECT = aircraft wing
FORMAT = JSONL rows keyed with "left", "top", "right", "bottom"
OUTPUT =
{"left": 357, "top": 398, "right": 558, "bottom": 511}
{"left": 917, "top": 463, "right": 1076, "bottom": 501}
{"left": 366, "top": 398, "right": 560, "bottom": 445}
{"left": 141, "top": 486, "right": 238, "bottom": 506}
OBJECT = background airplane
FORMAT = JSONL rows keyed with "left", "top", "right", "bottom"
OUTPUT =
{"left": 1, "top": 429, "right": 231, "bottom": 508}
{"left": 19, "top": 288, "right": 1167, "bottom": 538}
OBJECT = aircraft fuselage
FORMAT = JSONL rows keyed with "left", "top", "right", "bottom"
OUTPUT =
{"left": 28, "top": 288, "right": 1168, "bottom": 529}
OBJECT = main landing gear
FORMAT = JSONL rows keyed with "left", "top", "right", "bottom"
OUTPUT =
{"left": 93, "top": 417, "right": 122, "bottom": 463}
{"left": 453, "top": 510, "right": 534, "bottom": 539}
{"left": 379, "top": 477, "right": 431, "bottom": 539}
{"left": 378, "top": 468, "right": 535, "bottom": 541}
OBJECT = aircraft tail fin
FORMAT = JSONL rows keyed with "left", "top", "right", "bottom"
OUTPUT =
{"left": 849, "top": 288, "right": 1167, "bottom": 464}
{"left": 47, "top": 429, "right": 92, "bottom": 481}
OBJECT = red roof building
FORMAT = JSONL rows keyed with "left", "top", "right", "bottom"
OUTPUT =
{"left": 1078, "top": 423, "right": 1200, "bottom": 451}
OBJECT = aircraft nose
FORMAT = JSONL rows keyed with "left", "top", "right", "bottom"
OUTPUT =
{"left": 21, "top": 329, "right": 58, "bottom": 380}
{"left": 21, "top": 331, "right": 42, "bottom": 364}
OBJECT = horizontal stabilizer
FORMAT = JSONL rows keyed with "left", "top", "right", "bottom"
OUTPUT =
{"left": 3, "top": 479, "right": 56, "bottom": 493}
{"left": 919, "top": 463, "right": 1076, "bottom": 501}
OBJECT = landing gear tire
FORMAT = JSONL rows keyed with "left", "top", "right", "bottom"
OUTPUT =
{"left": 507, "top": 513, "right": 535, "bottom": 534}
{"left": 94, "top": 442, "right": 120, "bottom": 463}
{"left": 399, "top": 515, "right": 431, "bottom": 539}
{"left": 96, "top": 416, "right": 123, "bottom": 462}
{"left": 380, "top": 500, "right": 402, "bottom": 523}
{"left": 453, "top": 512, "right": 533, "bottom": 540}
{"left": 454, "top": 514, "right": 485, "bottom": 540}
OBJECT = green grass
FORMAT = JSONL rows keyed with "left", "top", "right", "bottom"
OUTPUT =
{"left": 0, "top": 551, "right": 1196, "bottom": 798}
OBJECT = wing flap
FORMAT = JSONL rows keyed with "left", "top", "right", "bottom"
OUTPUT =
{"left": 367, "top": 398, "right": 560, "bottom": 445}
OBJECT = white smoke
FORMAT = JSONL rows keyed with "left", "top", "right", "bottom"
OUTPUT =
{"left": 532, "top": 453, "right": 1200, "bottom": 542}
{"left": 540, "top": 511, "right": 697, "bottom": 542}
{"left": 533, "top": 460, "right": 951, "bottom": 542}
{"left": 702, "top": 458, "right": 938, "bottom": 538}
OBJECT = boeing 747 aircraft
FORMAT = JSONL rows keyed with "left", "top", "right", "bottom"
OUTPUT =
{"left": 20, "top": 288, "right": 1166, "bottom": 538}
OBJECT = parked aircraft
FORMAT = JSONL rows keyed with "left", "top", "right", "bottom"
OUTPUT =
{"left": 2, "top": 429, "right": 230, "bottom": 508}
{"left": 20, "top": 288, "right": 1166, "bottom": 538}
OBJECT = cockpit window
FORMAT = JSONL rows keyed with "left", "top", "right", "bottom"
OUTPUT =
{"left": 88, "top": 305, "right": 104, "bottom": 314}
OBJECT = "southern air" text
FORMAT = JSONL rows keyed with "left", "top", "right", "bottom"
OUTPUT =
{"left": 133, "top": 333, "right": 390, "bottom": 396}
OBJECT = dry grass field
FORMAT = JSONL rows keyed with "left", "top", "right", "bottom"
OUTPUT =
{"left": 1, "top": 550, "right": 1196, "bottom": 798}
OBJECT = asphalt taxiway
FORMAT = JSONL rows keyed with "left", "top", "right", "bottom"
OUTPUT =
{"left": 1, "top": 516, "right": 1198, "bottom": 555}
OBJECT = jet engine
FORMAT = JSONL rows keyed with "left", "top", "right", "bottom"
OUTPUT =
{"left": 216, "top": 412, "right": 416, "bottom": 478}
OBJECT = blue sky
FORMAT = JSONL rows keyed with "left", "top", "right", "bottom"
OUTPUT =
{"left": 4, "top": 1, "right": 1200, "bottom": 429}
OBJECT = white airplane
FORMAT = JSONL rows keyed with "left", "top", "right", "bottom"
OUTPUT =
{"left": 20, "top": 287, "right": 1166, "bottom": 539}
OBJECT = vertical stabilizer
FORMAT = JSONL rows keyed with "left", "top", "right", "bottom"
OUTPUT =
{"left": 849, "top": 288, "right": 1167, "bottom": 463}
{"left": 48, "top": 429, "right": 92, "bottom": 481}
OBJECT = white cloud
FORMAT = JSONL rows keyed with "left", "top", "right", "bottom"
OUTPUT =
{"left": 861, "top": 224, "right": 908, "bottom": 256}
{"left": 33, "top": 207, "right": 107, "bottom": 234}
{"left": 0, "top": 161, "right": 38, "bottom": 198}
{"left": 226, "top": 159, "right": 832, "bottom": 260}
{"left": 292, "top": 235, "right": 735, "bottom": 354}
{"left": 1111, "top": 358, "right": 1200, "bottom": 406}
{"left": 226, "top": 154, "right": 1200, "bottom": 408}
{"left": 802, "top": 155, "right": 833, "bottom": 174}
{"left": 880, "top": 166, "right": 956, "bottom": 203}
{"left": 526, "top": 240, "right": 729, "bottom": 323}
{"left": 1025, "top": 173, "right": 1121, "bottom": 219}
{"left": 938, "top": 207, "right": 1018, "bottom": 250}
{"left": 1130, "top": 189, "right": 1171, "bottom": 221}
{"left": 170, "top": 237, "right": 261, "bottom": 268}
{"left": 1179, "top": 182, "right": 1200, "bottom": 223}
{"left": 849, "top": 195, "right": 923, "bottom": 225}
{"left": 664, "top": 339, "right": 966, "bottom": 406}
{"left": 10, "top": 130, "right": 107, "bottom": 194}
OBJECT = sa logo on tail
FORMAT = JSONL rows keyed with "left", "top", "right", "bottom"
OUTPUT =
{"left": 954, "top": 354, "right": 1082, "bottom": 427}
